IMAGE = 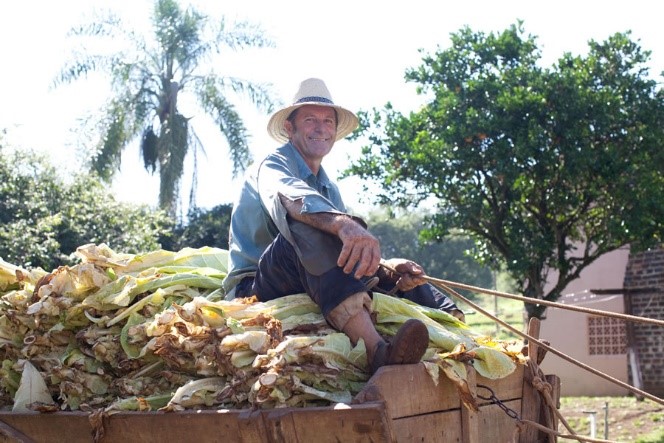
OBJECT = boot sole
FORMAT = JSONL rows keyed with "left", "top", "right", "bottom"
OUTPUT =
{"left": 387, "top": 319, "right": 429, "bottom": 365}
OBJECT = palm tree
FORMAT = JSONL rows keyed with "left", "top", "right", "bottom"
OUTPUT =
{"left": 54, "top": 0, "right": 277, "bottom": 216}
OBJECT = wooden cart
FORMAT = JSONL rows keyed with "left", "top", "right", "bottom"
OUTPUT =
{"left": 0, "top": 363, "right": 559, "bottom": 443}
{"left": 0, "top": 319, "right": 559, "bottom": 443}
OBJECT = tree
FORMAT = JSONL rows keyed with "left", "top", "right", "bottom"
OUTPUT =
{"left": 55, "top": 0, "right": 277, "bottom": 216}
{"left": 167, "top": 204, "right": 232, "bottom": 251}
{"left": 346, "top": 23, "right": 664, "bottom": 319}
{"left": 365, "top": 208, "right": 494, "bottom": 299}
{"left": 0, "top": 146, "right": 173, "bottom": 270}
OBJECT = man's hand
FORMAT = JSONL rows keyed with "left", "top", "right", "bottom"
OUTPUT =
{"left": 336, "top": 221, "right": 381, "bottom": 278}
{"left": 381, "top": 258, "right": 427, "bottom": 292}
{"left": 278, "top": 195, "right": 380, "bottom": 279}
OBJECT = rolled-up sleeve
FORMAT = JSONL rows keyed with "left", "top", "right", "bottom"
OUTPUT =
{"left": 256, "top": 145, "right": 347, "bottom": 239}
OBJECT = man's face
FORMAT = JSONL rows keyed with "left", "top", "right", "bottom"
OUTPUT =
{"left": 285, "top": 105, "right": 337, "bottom": 168}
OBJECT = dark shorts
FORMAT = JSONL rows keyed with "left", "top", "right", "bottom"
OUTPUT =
{"left": 235, "top": 220, "right": 460, "bottom": 316}
{"left": 235, "top": 232, "right": 367, "bottom": 317}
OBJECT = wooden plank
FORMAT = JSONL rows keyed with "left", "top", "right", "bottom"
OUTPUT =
{"left": 527, "top": 317, "right": 542, "bottom": 365}
{"left": 477, "top": 364, "right": 524, "bottom": 401}
{"left": 0, "top": 405, "right": 391, "bottom": 443}
{"left": 0, "top": 418, "right": 36, "bottom": 443}
{"left": 238, "top": 409, "right": 270, "bottom": 443}
{"left": 0, "top": 413, "right": 92, "bottom": 443}
{"left": 264, "top": 408, "right": 299, "bottom": 442}
{"left": 545, "top": 374, "right": 561, "bottom": 410}
{"left": 541, "top": 374, "right": 561, "bottom": 440}
{"left": 390, "top": 400, "right": 521, "bottom": 443}
{"left": 520, "top": 363, "right": 542, "bottom": 443}
{"left": 355, "top": 363, "right": 461, "bottom": 419}
{"left": 475, "top": 400, "right": 522, "bottom": 443}
{"left": 100, "top": 411, "right": 245, "bottom": 442}
{"left": 461, "top": 365, "right": 479, "bottom": 443}
{"left": 282, "top": 403, "right": 393, "bottom": 443}
{"left": 391, "top": 410, "right": 463, "bottom": 442}
{"left": 520, "top": 318, "right": 544, "bottom": 443}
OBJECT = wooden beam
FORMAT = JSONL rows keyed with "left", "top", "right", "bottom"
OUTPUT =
{"left": 461, "top": 365, "right": 479, "bottom": 443}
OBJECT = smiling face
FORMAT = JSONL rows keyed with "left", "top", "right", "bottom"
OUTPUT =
{"left": 284, "top": 104, "right": 338, "bottom": 174}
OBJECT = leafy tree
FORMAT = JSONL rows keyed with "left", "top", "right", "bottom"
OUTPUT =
{"left": 54, "top": 0, "right": 277, "bottom": 216}
{"left": 347, "top": 23, "right": 664, "bottom": 319}
{"left": 0, "top": 146, "right": 173, "bottom": 270}
{"left": 167, "top": 204, "right": 232, "bottom": 251}
{"left": 365, "top": 208, "right": 493, "bottom": 300}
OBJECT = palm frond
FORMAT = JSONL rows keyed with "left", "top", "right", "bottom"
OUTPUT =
{"left": 195, "top": 83, "right": 250, "bottom": 177}
{"left": 90, "top": 100, "right": 134, "bottom": 181}
{"left": 153, "top": 0, "right": 207, "bottom": 76}
{"left": 213, "top": 18, "right": 274, "bottom": 51}
{"left": 53, "top": 54, "right": 119, "bottom": 88}
{"left": 219, "top": 76, "right": 279, "bottom": 113}
{"left": 187, "top": 127, "right": 202, "bottom": 211}
{"left": 66, "top": 13, "right": 123, "bottom": 38}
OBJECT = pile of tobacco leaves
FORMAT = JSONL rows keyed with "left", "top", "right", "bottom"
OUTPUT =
{"left": 0, "top": 244, "right": 525, "bottom": 413}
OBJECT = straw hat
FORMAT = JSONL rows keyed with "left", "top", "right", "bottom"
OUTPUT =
{"left": 267, "top": 78, "right": 359, "bottom": 143}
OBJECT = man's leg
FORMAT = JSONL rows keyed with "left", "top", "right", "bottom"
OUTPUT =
{"left": 251, "top": 233, "right": 305, "bottom": 301}
{"left": 327, "top": 291, "right": 430, "bottom": 373}
{"left": 325, "top": 292, "right": 383, "bottom": 362}
{"left": 255, "top": 224, "right": 430, "bottom": 373}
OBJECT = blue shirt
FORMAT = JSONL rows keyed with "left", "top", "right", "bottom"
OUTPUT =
{"left": 223, "top": 142, "right": 347, "bottom": 293}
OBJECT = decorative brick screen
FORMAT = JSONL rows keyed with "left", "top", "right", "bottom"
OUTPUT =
{"left": 587, "top": 316, "right": 627, "bottom": 355}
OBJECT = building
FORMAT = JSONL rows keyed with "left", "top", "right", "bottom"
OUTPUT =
{"left": 539, "top": 247, "right": 631, "bottom": 396}
{"left": 538, "top": 246, "right": 664, "bottom": 397}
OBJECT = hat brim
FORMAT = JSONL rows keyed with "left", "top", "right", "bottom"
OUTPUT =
{"left": 267, "top": 102, "right": 359, "bottom": 143}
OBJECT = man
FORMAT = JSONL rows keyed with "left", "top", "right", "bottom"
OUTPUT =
{"left": 223, "top": 78, "right": 463, "bottom": 373}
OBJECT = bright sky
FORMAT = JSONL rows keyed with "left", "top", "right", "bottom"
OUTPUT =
{"left": 1, "top": 0, "right": 663, "bottom": 216}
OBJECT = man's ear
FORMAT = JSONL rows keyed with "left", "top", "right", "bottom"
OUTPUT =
{"left": 283, "top": 120, "right": 294, "bottom": 138}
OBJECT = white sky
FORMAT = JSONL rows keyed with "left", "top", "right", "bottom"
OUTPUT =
{"left": 1, "top": 0, "right": 663, "bottom": 216}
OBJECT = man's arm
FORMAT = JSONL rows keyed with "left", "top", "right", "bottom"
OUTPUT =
{"left": 279, "top": 195, "right": 381, "bottom": 279}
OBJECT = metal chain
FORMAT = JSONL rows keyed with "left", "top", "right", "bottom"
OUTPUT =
{"left": 477, "top": 384, "right": 521, "bottom": 420}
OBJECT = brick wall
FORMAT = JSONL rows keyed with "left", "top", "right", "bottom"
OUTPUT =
{"left": 623, "top": 247, "right": 664, "bottom": 396}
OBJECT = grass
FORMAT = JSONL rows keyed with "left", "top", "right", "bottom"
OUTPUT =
{"left": 459, "top": 293, "right": 526, "bottom": 341}
{"left": 558, "top": 396, "right": 664, "bottom": 442}
{"left": 637, "top": 430, "right": 664, "bottom": 443}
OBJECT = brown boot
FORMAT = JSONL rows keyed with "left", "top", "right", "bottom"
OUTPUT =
{"left": 371, "top": 319, "right": 429, "bottom": 373}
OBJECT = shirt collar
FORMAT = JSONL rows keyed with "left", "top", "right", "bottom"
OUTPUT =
{"left": 286, "top": 142, "right": 332, "bottom": 188}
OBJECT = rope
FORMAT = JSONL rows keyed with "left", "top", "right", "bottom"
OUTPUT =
{"left": 381, "top": 264, "right": 664, "bottom": 437}
{"left": 425, "top": 278, "right": 664, "bottom": 406}
{"left": 425, "top": 275, "right": 664, "bottom": 327}
{"left": 528, "top": 359, "right": 579, "bottom": 441}
{"left": 520, "top": 419, "right": 616, "bottom": 443}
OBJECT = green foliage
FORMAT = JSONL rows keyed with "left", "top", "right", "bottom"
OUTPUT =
{"left": 347, "top": 23, "right": 664, "bottom": 319}
{"left": 167, "top": 204, "right": 232, "bottom": 251}
{"left": 365, "top": 208, "right": 493, "bottom": 296}
{"left": 559, "top": 396, "right": 664, "bottom": 442}
{"left": 0, "top": 146, "right": 173, "bottom": 270}
{"left": 55, "top": 0, "right": 277, "bottom": 216}
{"left": 463, "top": 293, "right": 524, "bottom": 341}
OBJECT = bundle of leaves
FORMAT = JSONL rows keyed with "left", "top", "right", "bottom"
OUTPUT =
{"left": 0, "top": 244, "right": 525, "bottom": 413}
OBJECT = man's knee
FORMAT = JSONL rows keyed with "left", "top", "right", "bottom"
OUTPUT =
{"left": 326, "top": 291, "right": 372, "bottom": 330}
{"left": 288, "top": 220, "right": 342, "bottom": 276}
